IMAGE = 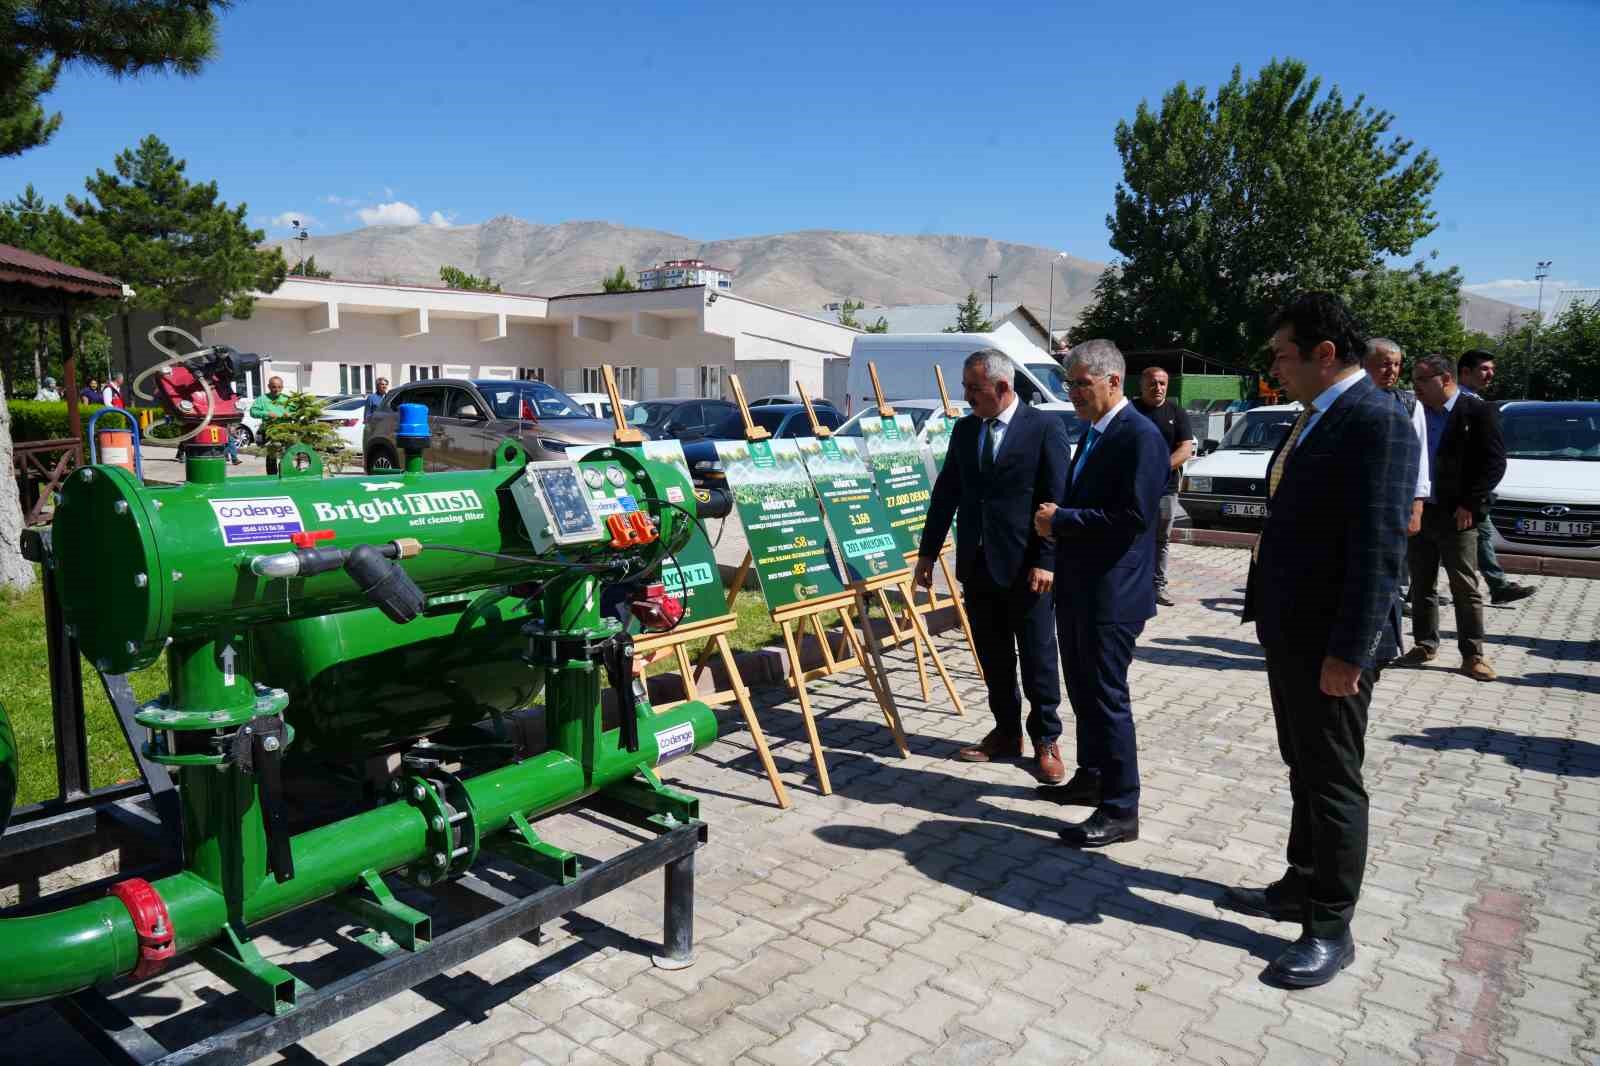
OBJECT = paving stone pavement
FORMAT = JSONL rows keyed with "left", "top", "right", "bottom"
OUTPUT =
{"left": 6, "top": 544, "right": 1597, "bottom": 1065}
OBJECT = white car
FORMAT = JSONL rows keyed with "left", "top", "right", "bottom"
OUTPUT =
{"left": 566, "top": 392, "right": 637, "bottom": 423}
{"left": 1489, "top": 401, "right": 1600, "bottom": 560}
{"left": 1178, "top": 403, "right": 1304, "bottom": 527}
{"left": 833, "top": 398, "right": 970, "bottom": 443}
{"left": 317, "top": 395, "right": 372, "bottom": 453}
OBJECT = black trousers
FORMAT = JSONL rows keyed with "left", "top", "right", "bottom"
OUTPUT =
{"left": 1263, "top": 648, "right": 1374, "bottom": 937}
{"left": 1059, "top": 611, "right": 1143, "bottom": 817}
{"left": 961, "top": 557, "right": 1062, "bottom": 744}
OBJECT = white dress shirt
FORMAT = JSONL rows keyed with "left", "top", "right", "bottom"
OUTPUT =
{"left": 979, "top": 392, "right": 1021, "bottom": 460}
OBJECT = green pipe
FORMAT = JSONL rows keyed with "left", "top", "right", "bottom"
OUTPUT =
{"left": 0, "top": 699, "right": 716, "bottom": 1004}
{"left": 0, "top": 701, "right": 16, "bottom": 835}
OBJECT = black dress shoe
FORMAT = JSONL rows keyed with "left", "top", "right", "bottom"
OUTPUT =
{"left": 1263, "top": 931, "right": 1355, "bottom": 989}
{"left": 1220, "top": 885, "right": 1304, "bottom": 922}
{"left": 1036, "top": 770, "right": 1101, "bottom": 807}
{"left": 1490, "top": 582, "right": 1536, "bottom": 606}
{"left": 1058, "top": 809, "right": 1138, "bottom": 848}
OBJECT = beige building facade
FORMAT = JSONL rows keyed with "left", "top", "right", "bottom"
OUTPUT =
{"left": 202, "top": 278, "right": 858, "bottom": 404}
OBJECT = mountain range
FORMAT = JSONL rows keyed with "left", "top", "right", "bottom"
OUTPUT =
{"left": 267, "top": 217, "right": 1523, "bottom": 337}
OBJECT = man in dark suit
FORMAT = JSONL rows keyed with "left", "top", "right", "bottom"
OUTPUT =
{"left": 1031, "top": 340, "right": 1169, "bottom": 847}
{"left": 1394, "top": 354, "right": 1505, "bottom": 681}
{"left": 1231, "top": 292, "right": 1419, "bottom": 989}
{"left": 916, "top": 349, "right": 1072, "bottom": 783}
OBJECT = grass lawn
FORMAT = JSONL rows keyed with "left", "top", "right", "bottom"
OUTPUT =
{"left": 3, "top": 584, "right": 784, "bottom": 810}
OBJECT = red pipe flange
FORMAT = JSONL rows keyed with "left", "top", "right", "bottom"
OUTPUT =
{"left": 108, "top": 878, "right": 176, "bottom": 978}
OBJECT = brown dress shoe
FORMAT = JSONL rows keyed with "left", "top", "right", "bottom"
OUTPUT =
{"left": 1035, "top": 741, "right": 1065, "bottom": 783}
{"left": 1462, "top": 657, "right": 1496, "bottom": 682}
{"left": 957, "top": 729, "right": 1023, "bottom": 763}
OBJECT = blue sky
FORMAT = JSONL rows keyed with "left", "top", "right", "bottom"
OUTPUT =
{"left": 10, "top": 0, "right": 1597, "bottom": 311}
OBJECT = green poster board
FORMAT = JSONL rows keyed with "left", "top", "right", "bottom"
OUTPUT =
{"left": 797, "top": 435, "right": 904, "bottom": 583}
{"left": 565, "top": 441, "right": 725, "bottom": 624}
{"left": 860, "top": 414, "right": 932, "bottom": 553}
{"left": 923, "top": 413, "right": 955, "bottom": 478}
{"left": 716, "top": 437, "right": 845, "bottom": 611}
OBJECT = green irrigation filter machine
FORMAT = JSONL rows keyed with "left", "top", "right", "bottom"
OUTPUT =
{"left": 0, "top": 399, "right": 726, "bottom": 1064}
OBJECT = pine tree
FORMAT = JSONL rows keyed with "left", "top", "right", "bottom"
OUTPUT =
{"left": 1, "top": 2, "right": 228, "bottom": 157}
{"left": 943, "top": 292, "right": 992, "bottom": 333}
{"left": 601, "top": 265, "right": 635, "bottom": 292}
{"left": 66, "top": 135, "right": 286, "bottom": 320}
{"left": 288, "top": 255, "right": 332, "bottom": 278}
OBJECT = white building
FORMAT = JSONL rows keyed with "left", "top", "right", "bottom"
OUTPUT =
{"left": 637, "top": 260, "right": 732, "bottom": 292}
{"left": 202, "top": 277, "right": 856, "bottom": 404}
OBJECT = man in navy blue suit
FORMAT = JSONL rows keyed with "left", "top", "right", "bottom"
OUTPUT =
{"left": 1031, "top": 340, "right": 1169, "bottom": 848}
{"left": 916, "top": 349, "right": 1072, "bottom": 783}
{"left": 1233, "top": 292, "right": 1418, "bottom": 989}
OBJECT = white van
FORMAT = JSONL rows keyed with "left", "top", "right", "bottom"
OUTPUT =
{"left": 845, "top": 328, "right": 1072, "bottom": 414}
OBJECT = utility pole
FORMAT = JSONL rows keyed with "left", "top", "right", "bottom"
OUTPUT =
{"left": 1526, "top": 259, "right": 1551, "bottom": 399}
{"left": 292, "top": 218, "right": 309, "bottom": 273}
{"left": 1045, "top": 252, "right": 1066, "bottom": 353}
{"left": 986, "top": 273, "right": 999, "bottom": 320}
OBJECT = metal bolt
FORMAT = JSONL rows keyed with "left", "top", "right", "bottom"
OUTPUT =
{"left": 412, "top": 784, "right": 426, "bottom": 802}
{"left": 151, "top": 499, "right": 163, "bottom": 510}
{"left": 432, "top": 852, "right": 448, "bottom": 869}
{"left": 151, "top": 918, "right": 166, "bottom": 935}
{"left": 125, "top": 641, "right": 139, "bottom": 654}
{"left": 65, "top": 624, "right": 76, "bottom": 638}
{"left": 80, "top": 468, "right": 95, "bottom": 482}
{"left": 171, "top": 570, "right": 183, "bottom": 581}
{"left": 431, "top": 816, "right": 446, "bottom": 832}
{"left": 133, "top": 572, "right": 148, "bottom": 588}
{"left": 262, "top": 736, "right": 280, "bottom": 752}
{"left": 113, "top": 500, "right": 129, "bottom": 514}
{"left": 388, "top": 779, "right": 403, "bottom": 795}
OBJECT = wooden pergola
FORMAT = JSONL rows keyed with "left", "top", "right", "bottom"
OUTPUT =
{"left": 1, "top": 243, "right": 126, "bottom": 520}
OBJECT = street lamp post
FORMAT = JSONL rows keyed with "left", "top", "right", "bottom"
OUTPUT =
{"left": 986, "top": 273, "right": 998, "bottom": 320}
{"left": 1526, "top": 259, "right": 1551, "bottom": 398}
{"left": 1045, "top": 252, "right": 1067, "bottom": 353}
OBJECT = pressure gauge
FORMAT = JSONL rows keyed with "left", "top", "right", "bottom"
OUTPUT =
{"left": 582, "top": 467, "right": 605, "bottom": 489}
{"left": 605, "top": 466, "right": 627, "bottom": 488}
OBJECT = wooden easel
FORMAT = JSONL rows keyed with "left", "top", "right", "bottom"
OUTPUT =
{"left": 702, "top": 373, "right": 911, "bottom": 796}
{"left": 797, "top": 379, "right": 965, "bottom": 714}
{"left": 597, "top": 365, "right": 790, "bottom": 809}
{"left": 897, "top": 364, "right": 984, "bottom": 682}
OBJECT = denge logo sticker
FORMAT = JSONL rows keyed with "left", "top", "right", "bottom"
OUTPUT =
{"left": 209, "top": 496, "right": 305, "bottom": 546}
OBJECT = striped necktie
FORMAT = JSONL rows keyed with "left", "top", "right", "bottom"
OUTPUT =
{"left": 1254, "top": 408, "right": 1313, "bottom": 562}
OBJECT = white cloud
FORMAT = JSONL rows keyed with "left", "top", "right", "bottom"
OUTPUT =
{"left": 1464, "top": 277, "right": 1582, "bottom": 314}
{"left": 357, "top": 201, "right": 423, "bottom": 227}
{"left": 269, "top": 210, "right": 319, "bottom": 230}
{"left": 428, "top": 210, "right": 456, "bottom": 227}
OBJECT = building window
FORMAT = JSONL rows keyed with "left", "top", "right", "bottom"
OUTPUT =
{"left": 583, "top": 366, "right": 641, "bottom": 399}
{"left": 517, "top": 367, "right": 545, "bottom": 382}
{"left": 699, "top": 365, "right": 723, "bottom": 400}
{"left": 338, "top": 363, "right": 376, "bottom": 395}
{"left": 407, "top": 364, "right": 442, "bottom": 382}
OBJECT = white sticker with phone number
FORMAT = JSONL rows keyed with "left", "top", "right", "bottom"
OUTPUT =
{"left": 654, "top": 722, "right": 695, "bottom": 764}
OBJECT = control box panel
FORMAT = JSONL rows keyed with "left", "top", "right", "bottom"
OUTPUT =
{"left": 511, "top": 460, "right": 609, "bottom": 552}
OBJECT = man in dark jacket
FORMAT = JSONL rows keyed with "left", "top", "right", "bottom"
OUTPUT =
{"left": 1231, "top": 292, "right": 1418, "bottom": 988}
{"left": 915, "top": 349, "right": 1072, "bottom": 783}
{"left": 1395, "top": 354, "right": 1505, "bottom": 681}
{"left": 1033, "top": 340, "right": 1169, "bottom": 847}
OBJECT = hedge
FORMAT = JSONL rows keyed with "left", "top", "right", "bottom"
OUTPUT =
{"left": 5, "top": 400, "right": 150, "bottom": 449}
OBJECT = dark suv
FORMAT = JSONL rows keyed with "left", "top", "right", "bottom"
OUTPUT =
{"left": 680, "top": 404, "right": 844, "bottom": 487}
{"left": 363, "top": 378, "right": 617, "bottom": 472}
{"left": 629, "top": 398, "right": 738, "bottom": 441}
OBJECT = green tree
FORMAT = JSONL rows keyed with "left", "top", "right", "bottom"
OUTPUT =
{"left": 263, "top": 391, "right": 346, "bottom": 469}
{"left": 1, "top": 2, "right": 228, "bottom": 157}
{"left": 1342, "top": 260, "right": 1466, "bottom": 371}
{"left": 288, "top": 254, "right": 332, "bottom": 278}
{"left": 601, "top": 264, "right": 635, "bottom": 292}
{"left": 66, "top": 135, "right": 286, "bottom": 320}
{"left": 943, "top": 291, "right": 992, "bottom": 334}
{"left": 1070, "top": 58, "right": 1441, "bottom": 364}
{"left": 439, "top": 264, "right": 501, "bottom": 292}
{"left": 836, "top": 298, "right": 864, "bottom": 328}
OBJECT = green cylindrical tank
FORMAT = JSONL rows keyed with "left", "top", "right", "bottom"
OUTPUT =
{"left": 252, "top": 588, "right": 542, "bottom": 759}
{"left": 0, "top": 701, "right": 16, "bottom": 835}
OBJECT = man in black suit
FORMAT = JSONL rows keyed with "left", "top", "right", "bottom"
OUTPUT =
{"left": 1394, "top": 354, "right": 1504, "bottom": 681}
{"left": 1456, "top": 350, "right": 1536, "bottom": 606}
{"left": 916, "top": 349, "right": 1072, "bottom": 783}
{"left": 1031, "top": 340, "right": 1169, "bottom": 847}
{"left": 1232, "top": 292, "right": 1418, "bottom": 988}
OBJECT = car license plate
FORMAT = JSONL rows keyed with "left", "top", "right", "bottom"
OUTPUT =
{"left": 1515, "top": 519, "right": 1592, "bottom": 536}
{"left": 1222, "top": 503, "right": 1266, "bottom": 517}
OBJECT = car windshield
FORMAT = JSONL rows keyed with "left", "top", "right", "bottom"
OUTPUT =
{"left": 1502, "top": 408, "right": 1600, "bottom": 461}
{"left": 479, "top": 382, "right": 585, "bottom": 419}
{"left": 709, "top": 408, "right": 788, "bottom": 439}
{"left": 1025, "top": 363, "right": 1073, "bottom": 403}
{"left": 631, "top": 401, "right": 677, "bottom": 425}
{"left": 1222, "top": 410, "right": 1300, "bottom": 450}
{"left": 324, "top": 397, "right": 368, "bottom": 412}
